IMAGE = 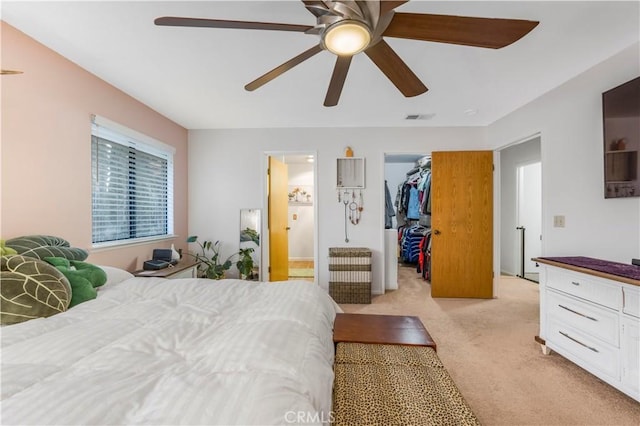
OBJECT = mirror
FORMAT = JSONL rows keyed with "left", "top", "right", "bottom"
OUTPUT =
{"left": 240, "top": 209, "right": 261, "bottom": 280}
{"left": 337, "top": 157, "right": 365, "bottom": 188}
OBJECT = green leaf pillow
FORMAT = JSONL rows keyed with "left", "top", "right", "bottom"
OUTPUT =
{"left": 1, "top": 255, "right": 71, "bottom": 325}
{"left": 6, "top": 235, "right": 88, "bottom": 261}
{"left": 44, "top": 258, "right": 107, "bottom": 307}
{"left": 0, "top": 240, "right": 17, "bottom": 256}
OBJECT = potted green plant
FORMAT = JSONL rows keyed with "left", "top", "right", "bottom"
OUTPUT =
{"left": 186, "top": 236, "right": 234, "bottom": 279}
{"left": 236, "top": 247, "right": 255, "bottom": 280}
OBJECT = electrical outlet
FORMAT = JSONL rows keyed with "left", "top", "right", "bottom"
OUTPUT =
{"left": 553, "top": 215, "right": 565, "bottom": 228}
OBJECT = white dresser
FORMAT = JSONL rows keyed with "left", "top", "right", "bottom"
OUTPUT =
{"left": 536, "top": 258, "right": 640, "bottom": 402}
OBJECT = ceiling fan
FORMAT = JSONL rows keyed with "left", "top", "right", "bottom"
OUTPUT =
{"left": 155, "top": 0, "right": 539, "bottom": 107}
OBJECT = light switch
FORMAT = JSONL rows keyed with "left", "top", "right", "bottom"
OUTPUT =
{"left": 553, "top": 215, "right": 565, "bottom": 228}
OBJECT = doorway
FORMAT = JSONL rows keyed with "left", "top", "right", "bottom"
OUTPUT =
{"left": 499, "top": 136, "right": 542, "bottom": 281}
{"left": 266, "top": 153, "right": 317, "bottom": 282}
{"left": 517, "top": 161, "right": 542, "bottom": 282}
{"left": 383, "top": 153, "right": 430, "bottom": 292}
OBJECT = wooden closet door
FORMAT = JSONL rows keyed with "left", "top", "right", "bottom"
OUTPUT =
{"left": 430, "top": 151, "right": 493, "bottom": 298}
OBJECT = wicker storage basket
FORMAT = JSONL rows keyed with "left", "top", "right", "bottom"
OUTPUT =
{"left": 329, "top": 247, "right": 372, "bottom": 304}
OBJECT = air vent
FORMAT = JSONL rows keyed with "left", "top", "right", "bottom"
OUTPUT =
{"left": 405, "top": 113, "right": 436, "bottom": 120}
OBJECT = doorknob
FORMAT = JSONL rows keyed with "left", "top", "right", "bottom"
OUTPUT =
{"left": 433, "top": 229, "right": 441, "bottom": 235}
{"left": 286, "top": 227, "right": 291, "bottom": 231}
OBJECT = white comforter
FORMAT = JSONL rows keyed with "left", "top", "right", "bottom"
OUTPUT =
{"left": 1, "top": 278, "right": 339, "bottom": 425}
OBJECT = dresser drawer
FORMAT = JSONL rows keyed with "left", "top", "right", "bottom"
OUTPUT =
{"left": 547, "top": 318, "right": 619, "bottom": 379}
{"left": 623, "top": 285, "right": 640, "bottom": 318}
{"left": 547, "top": 290, "right": 619, "bottom": 346}
{"left": 546, "top": 267, "right": 620, "bottom": 309}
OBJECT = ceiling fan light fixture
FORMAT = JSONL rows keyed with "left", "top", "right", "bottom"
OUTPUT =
{"left": 323, "top": 21, "right": 371, "bottom": 56}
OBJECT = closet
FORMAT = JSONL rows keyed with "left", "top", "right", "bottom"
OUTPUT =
{"left": 384, "top": 151, "right": 494, "bottom": 299}
{"left": 396, "top": 158, "right": 432, "bottom": 279}
{"left": 384, "top": 154, "right": 432, "bottom": 286}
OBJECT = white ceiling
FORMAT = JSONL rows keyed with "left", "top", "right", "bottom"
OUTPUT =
{"left": 2, "top": 1, "right": 639, "bottom": 130}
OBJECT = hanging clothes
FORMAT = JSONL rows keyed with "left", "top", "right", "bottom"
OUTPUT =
{"left": 394, "top": 163, "right": 432, "bottom": 225}
{"left": 393, "top": 157, "right": 433, "bottom": 272}
{"left": 384, "top": 180, "right": 395, "bottom": 229}
{"left": 407, "top": 186, "right": 421, "bottom": 220}
{"left": 395, "top": 183, "right": 407, "bottom": 227}
{"left": 399, "top": 224, "right": 428, "bottom": 263}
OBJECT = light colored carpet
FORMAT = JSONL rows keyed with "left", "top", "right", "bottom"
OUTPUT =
{"left": 339, "top": 265, "right": 640, "bottom": 426}
{"left": 289, "top": 268, "right": 314, "bottom": 278}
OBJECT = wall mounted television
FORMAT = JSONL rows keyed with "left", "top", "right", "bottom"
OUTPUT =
{"left": 603, "top": 76, "right": 640, "bottom": 198}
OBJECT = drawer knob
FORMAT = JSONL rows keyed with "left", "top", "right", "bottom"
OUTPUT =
{"left": 571, "top": 281, "right": 580, "bottom": 286}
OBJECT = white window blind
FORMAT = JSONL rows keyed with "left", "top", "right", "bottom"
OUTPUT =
{"left": 91, "top": 116, "right": 174, "bottom": 246}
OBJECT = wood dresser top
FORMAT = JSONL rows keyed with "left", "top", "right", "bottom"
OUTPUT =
{"left": 133, "top": 259, "right": 200, "bottom": 278}
{"left": 534, "top": 257, "right": 640, "bottom": 287}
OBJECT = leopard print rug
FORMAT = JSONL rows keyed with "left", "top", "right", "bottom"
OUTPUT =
{"left": 333, "top": 343, "right": 480, "bottom": 426}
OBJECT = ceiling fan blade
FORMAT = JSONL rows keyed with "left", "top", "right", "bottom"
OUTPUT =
{"left": 302, "top": 1, "right": 331, "bottom": 17}
{"left": 154, "top": 17, "right": 313, "bottom": 33}
{"left": 379, "top": 1, "right": 409, "bottom": 15}
{"left": 383, "top": 12, "right": 539, "bottom": 49}
{"left": 365, "top": 40, "right": 427, "bottom": 97}
{"left": 301, "top": 0, "right": 326, "bottom": 7}
{"left": 324, "top": 55, "right": 352, "bottom": 107}
{"left": 245, "top": 45, "right": 324, "bottom": 92}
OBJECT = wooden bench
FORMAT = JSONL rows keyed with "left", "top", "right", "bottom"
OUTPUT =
{"left": 332, "top": 314, "right": 479, "bottom": 426}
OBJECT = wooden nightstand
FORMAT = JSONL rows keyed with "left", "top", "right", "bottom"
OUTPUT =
{"left": 133, "top": 259, "right": 200, "bottom": 279}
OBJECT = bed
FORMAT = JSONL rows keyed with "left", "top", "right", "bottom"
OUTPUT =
{"left": 1, "top": 269, "right": 339, "bottom": 425}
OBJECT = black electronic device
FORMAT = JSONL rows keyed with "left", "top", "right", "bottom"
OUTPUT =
{"left": 142, "top": 249, "right": 178, "bottom": 270}
{"left": 152, "top": 249, "right": 174, "bottom": 262}
{"left": 143, "top": 260, "right": 172, "bottom": 270}
{"left": 633, "top": 258, "right": 640, "bottom": 267}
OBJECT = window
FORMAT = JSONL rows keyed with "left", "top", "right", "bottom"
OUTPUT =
{"left": 91, "top": 115, "right": 174, "bottom": 246}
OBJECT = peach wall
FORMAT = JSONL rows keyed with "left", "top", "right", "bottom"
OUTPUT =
{"left": 1, "top": 22, "right": 188, "bottom": 271}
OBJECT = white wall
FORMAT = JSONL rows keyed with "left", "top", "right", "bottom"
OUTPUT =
{"left": 189, "top": 43, "right": 640, "bottom": 293}
{"left": 489, "top": 42, "right": 640, "bottom": 263}
{"left": 188, "top": 127, "right": 486, "bottom": 293}
{"left": 500, "top": 137, "right": 541, "bottom": 275}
